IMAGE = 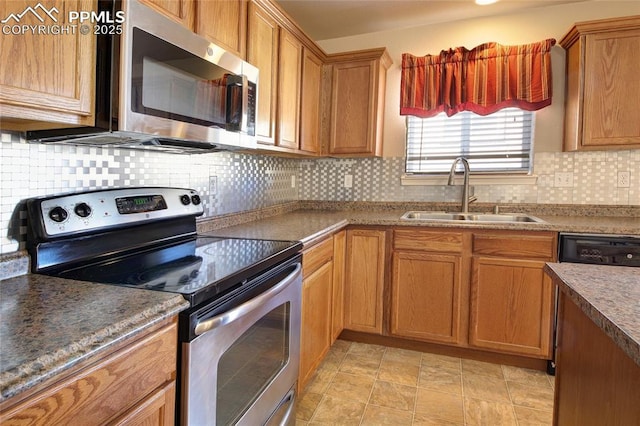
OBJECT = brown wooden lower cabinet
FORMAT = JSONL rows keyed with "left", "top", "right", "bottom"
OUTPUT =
{"left": 391, "top": 251, "right": 464, "bottom": 345}
{"left": 331, "top": 230, "right": 346, "bottom": 343}
{"left": 299, "top": 251, "right": 333, "bottom": 390}
{"left": 343, "top": 229, "right": 386, "bottom": 334}
{"left": 299, "top": 230, "right": 346, "bottom": 392}
{"left": 554, "top": 292, "right": 640, "bottom": 425}
{"left": 0, "top": 319, "right": 178, "bottom": 426}
{"left": 469, "top": 257, "right": 554, "bottom": 357}
{"left": 343, "top": 228, "right": 556, "bottom": 361}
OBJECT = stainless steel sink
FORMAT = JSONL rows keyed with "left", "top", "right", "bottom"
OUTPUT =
{"left": 464, "top": 214, "right": 544, "bottom": 223}
{"left": 400, "top": 211, "right": 545, "bottom": 223}
{"left": 401, "top": 212, "right": 467, "bottom": 221}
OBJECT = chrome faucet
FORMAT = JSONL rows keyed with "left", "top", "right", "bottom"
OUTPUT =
{"left": 447, "top": 157, "right": 477, "bottom": 213}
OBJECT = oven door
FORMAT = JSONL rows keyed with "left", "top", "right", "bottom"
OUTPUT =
{"left": 181, "top": 261, "right": 301, "bottom": 425}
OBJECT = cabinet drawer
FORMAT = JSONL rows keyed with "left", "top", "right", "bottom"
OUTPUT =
{"left": 394, "top": 229, "right": 463, "bottom": 253}
{"left": 303, "top": 237, "right": 334, "bottom": 276}
{"left": 472, "top": 233, "right": 556, "bottom": 260}
{"left": 1, "top": 322, "right": 177, "bottom": 426}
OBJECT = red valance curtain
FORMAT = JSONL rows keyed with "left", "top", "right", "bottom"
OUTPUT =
{"left": 400, "top": 39, "right": 556, "bottom": 118}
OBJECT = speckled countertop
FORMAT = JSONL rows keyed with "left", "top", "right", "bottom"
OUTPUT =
{"left": 545, "top": 263, "right": 640, "bottom": 367}
{"left": 199, "top": 208, "right": 640, "bottom": 244}
{"left": 0, "top": 203, "right": 638, "bottom": 404}
{"left": 0, "top": 274, "right": 189, "bottom": 402}
{"left": 200, "top": 207, "right": 639, "bottom": 368}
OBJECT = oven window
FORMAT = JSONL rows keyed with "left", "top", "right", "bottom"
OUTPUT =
{"left": 216, "top": 302, "right": 290, "bottom": 425}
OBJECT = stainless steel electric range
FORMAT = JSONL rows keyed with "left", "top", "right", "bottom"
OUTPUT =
{"left": 26, "top": 187, "right": 302, "bottom": 426}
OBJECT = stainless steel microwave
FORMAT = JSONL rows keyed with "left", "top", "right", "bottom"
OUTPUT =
{"left": 27, "top": 0, "right": 258, "bottom": 153}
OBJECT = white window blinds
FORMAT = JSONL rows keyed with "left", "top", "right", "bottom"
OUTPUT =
{"left": 405, "top": 108, "right": 534, "bottom": 174}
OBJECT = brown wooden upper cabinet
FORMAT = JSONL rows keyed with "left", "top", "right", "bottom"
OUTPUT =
{"left": 141, "top": 0, "right": 247, "bottom": 59}
{"left": 325, "top": 49, "right": 392, "bottom": 157}
{"left": 560, "top": 16, "right": 640, "bottom": 151}
{"left": 299, "top": 48, "right": 323, "bottom": 154}
{"left": 247, "top": 0, "right": 323, "bottom": 155}
{"left": 196, "top": 0, "right": 247, "bottom": 59}
{"left": 277, "top": 28, "right": 303, "bottom": 150}
{"left": 138, "top": 0, "right": 195, "bottom": 29}
{"left": 0, "top": 0, "right": 96, "bottom": 130}
{"left": 247, "top": 1, "right": 279, "bottom": 146}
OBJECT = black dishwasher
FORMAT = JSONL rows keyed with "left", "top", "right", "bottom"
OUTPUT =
{"left": 547, "top": 232, "right": 640, "bottom": 374}
{"left": 559, "top": 233, "right": 640, "bottom": 267}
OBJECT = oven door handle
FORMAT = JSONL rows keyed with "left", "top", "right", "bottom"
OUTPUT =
{"left": 194, "top": 262, "right": 301, "bottom": 336}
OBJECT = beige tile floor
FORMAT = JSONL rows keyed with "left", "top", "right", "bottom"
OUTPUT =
{"left": 296, "top": 340, "right": 555, "bottom": 425}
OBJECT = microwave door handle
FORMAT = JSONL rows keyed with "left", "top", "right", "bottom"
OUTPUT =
{"left": 241, "top": 74, "right": 249, "bottom": 133}
{"left": 193, "top": 262, "right": 301, "bottom": 336}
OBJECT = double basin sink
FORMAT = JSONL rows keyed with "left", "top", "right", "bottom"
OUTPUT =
{"left": 401, "top": 211, "right": 545, "bottom": 223}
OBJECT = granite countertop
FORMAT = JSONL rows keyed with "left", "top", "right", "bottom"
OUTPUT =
{"left": 201, "top": 208, "right": 640, "bottom": 244}
{"left": 204, "top": 208, "right": 639, "bottom": 368}
{"left": 545, "top": 263, "right": 640, "bottom": 367}
{"left": 0, "top": 204, "right": 637, "bottom": 404}
{"left": 0, "top": 274, "right": 189, "bottom": 402}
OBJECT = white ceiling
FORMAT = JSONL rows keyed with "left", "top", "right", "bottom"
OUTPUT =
{"left": 276, "top": 0, "right": 587, "bottom": 41}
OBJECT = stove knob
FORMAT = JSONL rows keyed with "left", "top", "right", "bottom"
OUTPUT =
{"left": 180, "top": 194, "right": 191, "bottom": 205}
{"left": 74, "top": 202, "right": 92, "bottom": 218}
{"left": 191, "top": 194, "right": 201, "bottom": 205}
{"left": 48, "top": 206, "right": 68, "bottom": 223}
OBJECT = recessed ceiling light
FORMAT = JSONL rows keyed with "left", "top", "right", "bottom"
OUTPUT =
{"left": 476, "top": 0, "right": 499, "bottom": 5}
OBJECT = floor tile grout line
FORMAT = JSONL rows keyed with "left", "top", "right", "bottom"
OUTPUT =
{"left": 358, "top": 346, "right": 385, "bottom": 426}
{"left": 305, "top": 340, "right": 351, "bottom": 424}
{"left": 297, "top": 340, "right": 554, "bottom": 426}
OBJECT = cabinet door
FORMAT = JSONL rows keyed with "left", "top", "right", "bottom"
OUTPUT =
{"left": 138, "top": 0, "right": 194, "bottom": 29}
{"left": 196, "top": 0, "right": 247, "bottom": 58}
{"left": 344, "top": 229, "right": 386, "bottom": 334}
{"left": 0, "top": 322, "right": 177, "bottom": 425}
{"left": 299, "top": 48, "right": 323, "bottom": 154}
{"left": 329, "top": 60, "right": 375, "bottom": 155}
{"left": 554, "top": 292, "right": 640, "bottom": 425}
{"left": 299, "top": 261, "right": 333, "bottom": 391}
{"left": 277, "top": 29, "right": 302, "bottom": 150}
{"left": 247, "top": 1, "right": 279, "bottom": 146}
{"left": 582, "top": 28, "right": 640, "bottom": 148}
{"left": 0, "top": 0, "right": 96, "bottom": 129}
{"left": 391, "top": 252, "right": 463, "bottom": 345}
{"left": 331, "top": 230, "right": 346, "bottom": 343}
{"left": 111, "top": 381, "right": 175, "bottom": 426}
{"left": 469, "top": 257, "right": 553, "bottom": 358}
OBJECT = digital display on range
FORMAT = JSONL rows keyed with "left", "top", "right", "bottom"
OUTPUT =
{"left": 116, "top": 195, "right": 167, "bottom": 214}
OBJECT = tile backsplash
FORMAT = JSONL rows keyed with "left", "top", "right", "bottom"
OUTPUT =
{"left": 299, "top": 151, "right": 639, "bottom": 205}
{"left": 0, "top": 132, "right": 297, "bottom": 254}
{"left": 1, "top": 130, "right": 638, "bottom": 254}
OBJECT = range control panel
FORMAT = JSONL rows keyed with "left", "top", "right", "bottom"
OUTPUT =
{"left": 29, "top": 187, "right": 204, "bottom": 238}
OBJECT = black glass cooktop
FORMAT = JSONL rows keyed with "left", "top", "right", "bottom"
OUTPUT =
{"left": 53, "top": 236, "right": 302, "bottom": 306}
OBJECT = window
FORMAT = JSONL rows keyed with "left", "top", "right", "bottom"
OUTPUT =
{"left": 405, "top": 108, "right": 534, "bottom": 175}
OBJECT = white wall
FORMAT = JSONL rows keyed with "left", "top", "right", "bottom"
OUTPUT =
{"left": 318, "top": 2, "right": 640, "bottom": 157}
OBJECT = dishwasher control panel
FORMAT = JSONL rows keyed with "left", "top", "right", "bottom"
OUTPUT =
{"left": 559, "top": 233, "right": 640, "bottom": 267}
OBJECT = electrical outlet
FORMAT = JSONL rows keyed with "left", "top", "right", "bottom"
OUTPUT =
{"left": 554, "top": 172, "right": 573, "bottom": 188}
{"left": 291, "top": 175, "right": 296, "bottom": 188}
{"left": 209, "top": 176, "right": 217, "bottom": 195}
{"left": 617, "top": 171, "right": 630, "bottom": 188}
{"left": 344, "top": 174, "right": 353, "bottom": 188}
